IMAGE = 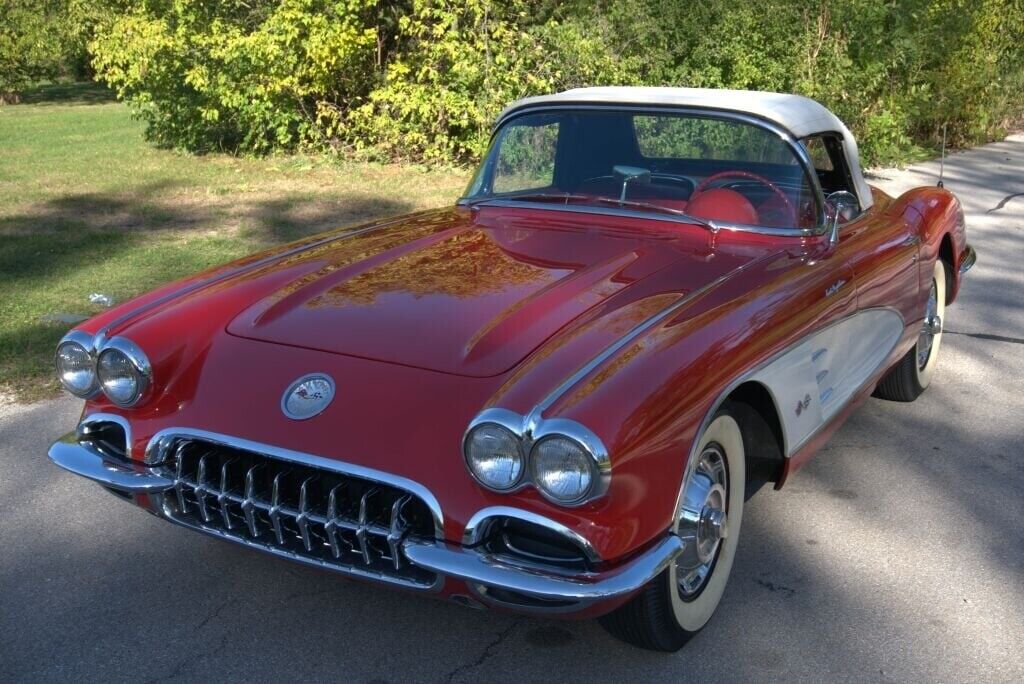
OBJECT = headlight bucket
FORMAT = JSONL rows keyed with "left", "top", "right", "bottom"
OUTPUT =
{"left": 54, "top": 330, "right": 99, "bottom": 398}
{"left": 95, "top": 337, "right": 152, "bottom": 407}
{"left": 464, "top": 421, "right": 525, "bottom": 491}
{"left": 529, "top": 435, "right": 597, "bottom": 505}
{"left": 462, "top": 409, "right": 610, "bottom": 507}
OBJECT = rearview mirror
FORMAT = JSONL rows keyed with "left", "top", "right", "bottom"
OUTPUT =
{"left": 613, "top": 165, "right": 652, "bottom": 205}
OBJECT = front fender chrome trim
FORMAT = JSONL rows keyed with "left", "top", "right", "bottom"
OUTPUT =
{"left": 143, "top": 427, "right": 445, "bottom": 540}
{"left": 462, "top": 506, "right": 603, "bottom": 564}
{"left": 526, "top": 248, "right": 785, "bottom": 426}
{"left": 403, "top": 534, "right": 684, "bottom": 607}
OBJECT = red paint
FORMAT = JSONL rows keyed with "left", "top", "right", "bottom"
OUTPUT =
{"left": 75, "top": 183, "right": 967, "bottom": 576}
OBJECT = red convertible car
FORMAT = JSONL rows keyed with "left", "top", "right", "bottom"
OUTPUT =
{"left": 50, "top": 87, "right": 974, "bottom": 651}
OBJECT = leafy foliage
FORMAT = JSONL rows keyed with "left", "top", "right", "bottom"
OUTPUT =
{"left": 58, "top": 0, "right": 1024, "bottom": 164}
{"left": 0, "top": 0, "right": 108, "bottom": 100}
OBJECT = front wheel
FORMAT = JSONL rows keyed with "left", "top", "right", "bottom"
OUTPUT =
{"left": 874, "top": 259, "right": 947, "bottom": 402}
{"left": 600, "top": 407, "right": 746, "bottom": 651}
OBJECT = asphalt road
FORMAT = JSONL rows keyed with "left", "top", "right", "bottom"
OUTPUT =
{"left": 2, "top": 136, "right": 1022, "bottom": 683}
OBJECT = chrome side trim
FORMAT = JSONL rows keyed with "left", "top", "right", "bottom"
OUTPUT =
{"left": 526, "top": 248, "right": 784, "bottom": 427}
{"left": 462, "top": 506, "right": 603, "bottom": 564}
{"left": 143, "top": 427, "right": 445, "bottom": 539}
{"left": 92, "top": 216, "right": 410, "bottom": 345}
{"left": 403, "top": 534, "right": 684, "bottom": 606}
{"left": 78, "top": 412, "right": 134, "bottom": 459}
{"left": 477, "top": 104, "right": 828, "bottom": 233}
{"left": 670, "top": 306, "right": 907, "bottom": 529}
{"left": 959, "top": 244, "right": 976, "bottom": 275}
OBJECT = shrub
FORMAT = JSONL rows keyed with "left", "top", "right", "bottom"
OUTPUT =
{"left": 86, "top": 0, "right": 1024, "bottom": 165}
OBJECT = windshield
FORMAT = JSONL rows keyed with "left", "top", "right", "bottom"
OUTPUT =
{"left": 463, "top": 109, "right": 819, "bottom": 230}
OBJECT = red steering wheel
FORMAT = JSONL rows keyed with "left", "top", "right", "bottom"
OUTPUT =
{"left": 690, "top": 170, "right": 795, "bottom": 221}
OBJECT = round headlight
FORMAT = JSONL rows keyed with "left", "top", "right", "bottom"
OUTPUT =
{"left": 530, "top": 436, "right": 596, "bottom": 504}
{"left": 464, "top": 423, "right": 524, "bottom": 491}
{"left": 96, "top": 338, "right": 150, "bottom": 407}
{"left": 55, "top": 340, "right": 96, "bottom": 397}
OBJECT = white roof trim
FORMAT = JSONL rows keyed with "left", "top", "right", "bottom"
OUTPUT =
{"left": 498, "top": 87, "right": 873, "bottom": 210}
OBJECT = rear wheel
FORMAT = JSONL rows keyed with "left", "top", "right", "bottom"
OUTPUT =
{"left": 874, "top": 259, "right": 947, "bottom": 402}
{"left": 600, "top": 406, "right": 745, "bottom": 651}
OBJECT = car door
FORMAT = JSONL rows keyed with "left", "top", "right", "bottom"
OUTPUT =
{"left": 839, "top": 207, "right": 920, "bottom": 318}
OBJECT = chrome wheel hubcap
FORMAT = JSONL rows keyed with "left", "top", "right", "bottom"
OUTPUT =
{"left": 917, "top": 279, "right": 941, "bottom": 370}
{"left": 676, "top": 444, "right": 728, "bottom": 597}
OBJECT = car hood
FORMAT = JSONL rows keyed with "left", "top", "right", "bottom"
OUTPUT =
{"left": 226, "top": 206, "right": 718, "bottom": 377}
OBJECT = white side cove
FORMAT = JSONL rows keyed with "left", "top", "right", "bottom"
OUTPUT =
{"left": 749, "top": 308, "right": 905, "bottom": 456}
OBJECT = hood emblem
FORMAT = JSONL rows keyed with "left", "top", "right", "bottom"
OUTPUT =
{"left": 281, "top": 373, "right": 335, "bottom": 420}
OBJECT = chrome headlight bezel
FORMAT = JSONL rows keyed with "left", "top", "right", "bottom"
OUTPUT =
{"left": 54, "top": 330, "right": 100, "bottom": 398}
{"left": 95, "top": 336, "right": 152, "bottom": 408}
{"left": 529, "top": 434, "right": 599, "bottom": 505}
{"left": 462, "top": 409, "right": 610, "bottom": 507}
{"left": 463, "top": 410, "right": 526, "bottom": 492}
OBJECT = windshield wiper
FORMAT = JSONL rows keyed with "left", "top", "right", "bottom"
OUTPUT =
{"left": 590, "top": 197, "right": 717, "bottom": 231}
{"left": 503, "top": 192, "right": 593, "bottom": 204}
{"left": 464, "top": 193, "right": 717, "bottom": 231}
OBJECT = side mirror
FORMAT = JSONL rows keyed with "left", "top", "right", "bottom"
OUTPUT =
{"left": 824, "top": 190, "right": 859, "bottom": 248}
{"left": 613, "top": 165, "right": 652, "bottom": 204}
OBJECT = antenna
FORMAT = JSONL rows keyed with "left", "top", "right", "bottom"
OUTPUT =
{"left": 937, "top": 123, "right": 947, "bottom": 188}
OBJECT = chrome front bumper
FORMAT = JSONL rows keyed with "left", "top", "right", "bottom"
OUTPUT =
{"left": 48, "top": 434, "right": 683, "bottom": 612}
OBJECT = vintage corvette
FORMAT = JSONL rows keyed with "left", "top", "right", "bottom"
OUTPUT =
{"left": 50, "top": 87, "right": 975, "bottom": 651}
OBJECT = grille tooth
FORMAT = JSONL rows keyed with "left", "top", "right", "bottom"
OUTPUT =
{"left": 356, "top": 488, "right": 379, "bottom": 565}
{"left": 174, "top": 443, "right": 190, "bottom": 514}
{"left": 269, "top": 471, "right": 288, "bottom": 545}
{"left": 387, "top": 495, "right": 412, "bottom": 571}
{"left": 158, "top": 438, "right": 437, "bottom": 587}
{"left": 297, "top": 476, "right": 318, "bottom": 552}
{"left": 195, "top": 452, "right": 214, "bottom": 523}
{"left": 242, "top": 463, "right": 264, "bottom": 537}
{"left": 217, "top": 458, "right": 237, "bottom": 530}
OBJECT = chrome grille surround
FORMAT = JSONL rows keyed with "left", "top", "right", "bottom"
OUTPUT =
{"left": 149, "top": 432, "right": 442, "bottom": 590}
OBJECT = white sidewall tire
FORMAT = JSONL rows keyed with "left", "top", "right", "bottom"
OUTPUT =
{"left": 668, "top": 414, "right": 745, "bottom": 632}
{"left": 915, "top": 260, "right": 946, "bottom": 389}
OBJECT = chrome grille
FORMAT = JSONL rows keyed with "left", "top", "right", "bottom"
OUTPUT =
{"left": 157, "top": 438, "right": 438, "bottom": 588}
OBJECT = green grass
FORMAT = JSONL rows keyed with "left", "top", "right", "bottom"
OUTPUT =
{"left": 0, "top": 83, "right": 469, "bottom": 402}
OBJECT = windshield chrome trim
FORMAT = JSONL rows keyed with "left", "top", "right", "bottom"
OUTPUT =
{"left": 462, "top": 199, "right": 818, "bottom": 238}
{"left": 462, "top": 104, "right": 828, "bottom": 236}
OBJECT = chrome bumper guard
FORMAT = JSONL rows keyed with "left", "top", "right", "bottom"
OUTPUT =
{"left": 959, "top": 244, "right": 976, "bottom": 275}
{"left": 48, "top": 435, "right": 683, "bottom": 610}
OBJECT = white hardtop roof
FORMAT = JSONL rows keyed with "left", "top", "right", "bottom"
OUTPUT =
{"left": 499, "top": 86, "right": 873, "bottom": 209}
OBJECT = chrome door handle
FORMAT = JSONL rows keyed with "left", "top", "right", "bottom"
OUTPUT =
{"left": 902, "top": 235, "right": 921, "bottom": 247}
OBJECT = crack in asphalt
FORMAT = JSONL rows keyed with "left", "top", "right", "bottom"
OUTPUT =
{"left": 946, "top": 329, "right": 1024, "bottom": 345}
{"left": 194, "top": 597, "right": 237, "bottom": 631}
{"left": 145, "top": 634, "right": 230, "bottom": 684}
{"left": 986, "top": 191, "right": 1024, "bottom": 213}
{"left": 443, "top": 618, "right": 523, "bottom": 683}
